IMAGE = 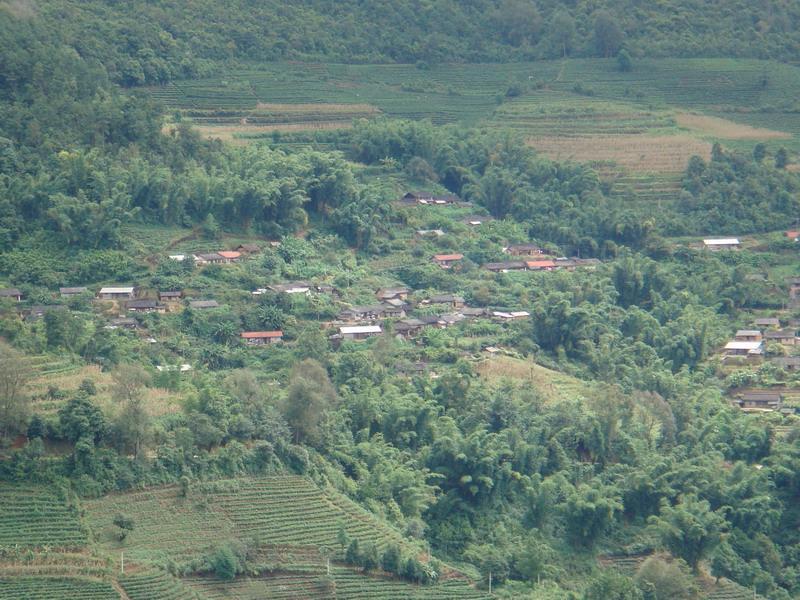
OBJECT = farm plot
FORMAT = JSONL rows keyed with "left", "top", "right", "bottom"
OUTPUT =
{"left": 552, "top": 59, "right": 800, "bottom": 112}
{"left": 675, "top": 113, "right": 791, "bottom": 140}
{"left": 0, "top": 577, "right": 119, "bottom": 600}
{"left": 210, "top": 477, "right": 410, "bottom": 554}
{"left": 0, "top": 486, "right": 88, "bottom": 549}
{"left": 84, "top": 476, "right": 416, "bottom": 564}
{"left": 491, "top": 90, "right": 674, "bottom": 137}
{"left": 527, "top": 134, "right": 711, "bottom": 174}
{"left": 184, "top": 565, "right": 488, "bottom": 600}
{"left": 120, "top": 569, "right": 203, "bottom": 600}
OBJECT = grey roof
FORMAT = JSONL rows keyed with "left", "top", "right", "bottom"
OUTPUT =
{"left": 109, "top": 317, "right": 137, "bottom": 327}
{"left": 507, "top": 243, "right": 543, "bottom": 251}
{"left": 26, "top": 305, "right": 66, "bottom": 319}
{"left": 60, "top": 287, "right": 88, "bottom": 295}
{"left": 765, "top": 330, "right": 795, "bottom": 339}
{"left": 0, "top": 288, "right": 22, "bottom": 297}
{"left": 740, "top": 391, "right": 782, "bottom": 402}
{"left": 127, "top": 299, "right": 160, "bottom": 309}
{"left": 484, "top": 261, "right": 525, "bottom": 271}
{"left": 429, "top": 294, "right": 465, "bottom": 304}
{"left": 754, "top": 317, "right": 780, "bottom": 326}
{"left": 159, "top": 290, "right": 183, "bottom": 298}
{"left": 196, "top": 253, "right": 224, "bottom": 261}
{"left": 771, "top": 357, "right": 800, "bottom": 366}
{"left": 189, "top": 300, "right": 219, "bottom": 309}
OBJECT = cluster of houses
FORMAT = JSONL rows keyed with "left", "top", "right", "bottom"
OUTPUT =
{"left": 397, "top": 191, "right": 471, "bottom": 207}
{"left": 168, "top": 243, "right": 269, "bottom": 265}
{"left": 326, "top": 286, "right": 529, "bottom": 345}
{"left": 723, "top": 318, "right": 799, "bottom": 362}
{"left": 484, "top": 257, "right": 600, "bottom": 273}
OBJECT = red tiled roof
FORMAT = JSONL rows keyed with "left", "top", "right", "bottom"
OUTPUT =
{"left": 434, "top": 254, "right": 464, "bottom": 261}
{"left": 786, "top": 231, "right": 799, "bottom": 239}
{"left": 218, "top": 251, "right": 241, "bottom": 259}
{"left": 526, "top": 260, "right": 557, "bottom": 269}
{"left": 241, "top": 331, "right": 283, "bottom": 339}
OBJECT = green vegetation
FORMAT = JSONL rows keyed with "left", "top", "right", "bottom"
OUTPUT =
{"left": 3, "top": 1, "right": 800, "bottom": 599}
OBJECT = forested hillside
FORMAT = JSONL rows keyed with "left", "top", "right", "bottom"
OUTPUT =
{"left": 3, "top": 0, "right": 800, "bottom": 86}
{"left": 2, "top": 1, "right": 800, "bottom": 599}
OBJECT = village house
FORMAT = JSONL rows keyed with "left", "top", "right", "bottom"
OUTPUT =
{"left": 492, "top": 310, "right": 530, "bottom": 321}
{"left": 460, "top": 307, "right": 488, "bottom": 319}
{"left": 217, "top": 251, "right": 241, "bottom": 263}
{"left": 733, "top": 391, "right": 782, "bottom": 412}
{"left": 267, "top": 282, "right": 312, "bottom": 295}
{"left": 381, "top": 304, "right": 407, "bottom": 318}
{"left": 106, "top": 317, "right": 138, "bottom": 330}
{"left": 188, "top": 300, "right": 219, "bottom": 309}
{"left": 60, "top": 286, "right": 88, "bottom": 297}
{"left": 484, "top": 261, "right": 526, "bottom": 273}
{"left": 25, "top": 305, "right": 67, "bottom": 321}
{"left": 193, "top": 252, "right": 225, "bottom": 265}
{"left": 423, "top": 294, "right": 465, "bottom": 309}
{"left": 127, "top": 299, "right": 166, "bottom": 314}
{"left": 400, "top": 191, "right": 460, "bottom": 205}
{"left": 376, "top": 287, "right": 410, "bottom": 302}
{"left": 235, "top": 243, "right": 262, "bottom": 254}
{"left": 241, "top": 331, "right": 283, "bottom": 346}
{"left": 526, "top": 260, "right": 557, "bottom": 271}
{"left": 463, "top": 215, "right": 494, "bottom": 226}
{"left": 703, "top": 238, "right": 740, "bottom": 251}
{"left": 505, "top": 243, "right": 545, "bottom": 257}
{"left": 754, "top": 317, "right": 781, "bottom": 329}
{"left": 97, "top": 286, "right": 135, "bottom": 300}
{"left": 734, "top": 330, "right": 763, "bottom": 342}
{"left": 396, "top": 361, "right": 429, "bottom": 377}
{"left": 785, "top": 230, "right": 799, "bottom": 241}
{"left": 764, "top": 330, "right": 797, "bottom": 346}
{"left": 771, "top": 356, "right": 800, "bottom": 371}
{"left": 723, "top": 340, "right": 763, "bottom": 358}
{"left": 159, "top": 291, "right": 183, "bottom": 303}
{"left": 573, "top": 258, "right": 602, "bottom": 269}
{"left": 156, "top": 364, "right": 193, "bottom": 372}
{"left": 168, "top": 254, "right": 187, "bottom": 262}
{"left": 432, "top": 253, "right": 463, "bottom": 269}
{"left": 338, "top": 305, "right": 387, "bottom": 322}
{"left": 339, "top": 325, "right": 382, "bottom": 341}
{"left": 394, "top": 318, "right": 426, "bottom": 338}
{"left": 0, "top": 288, "right": 23, "bottom": 302}
{"left": 416, "top": 229, "right": 446, "bottom": 238}
{"left": 787, "top": 278, "right": 800, "bottom": 303}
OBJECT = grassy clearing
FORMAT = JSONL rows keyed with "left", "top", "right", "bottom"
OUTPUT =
{"left": 474, "top": 355, "right": 589, "bottom": 404}
{"left": 676, "top": 113, "right": 791, "bottom": 140}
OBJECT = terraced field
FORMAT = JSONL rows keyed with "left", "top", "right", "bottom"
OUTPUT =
{"left": 120, "top": 569, "right": 202, "bottom": 600}
{"left": 0, "top": 486, "right": 88, "bottom": 549}
{"left": 85, "top": 476, "right": 414, "bottom": 563}
{"left": 0, "top": 577, "right": 118, "bottom": 600}
{"left": 148, "top": 58, "right": 800, "bottom": 205}
{"left": 185, "top": 566, "right": 488, "bottom": 600}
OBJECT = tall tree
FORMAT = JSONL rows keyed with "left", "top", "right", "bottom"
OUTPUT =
{"left": 0, "top": 342, "right": 31, "bottom": 439}
{"left": 283, "top": 359, "right": 337, "bottom": 444}
{"left": 593, "top": 10, "right": 624, "bottom": 57}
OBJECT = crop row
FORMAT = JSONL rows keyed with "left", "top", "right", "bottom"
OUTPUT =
{"left": 120, "top": 569, "right": 200, "bottom": 600}
{"left": 0, "top": 577, "right": 119, "bottom": 600}
{"left": 184, "top": 567, "right": 489, "bottom": 600}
